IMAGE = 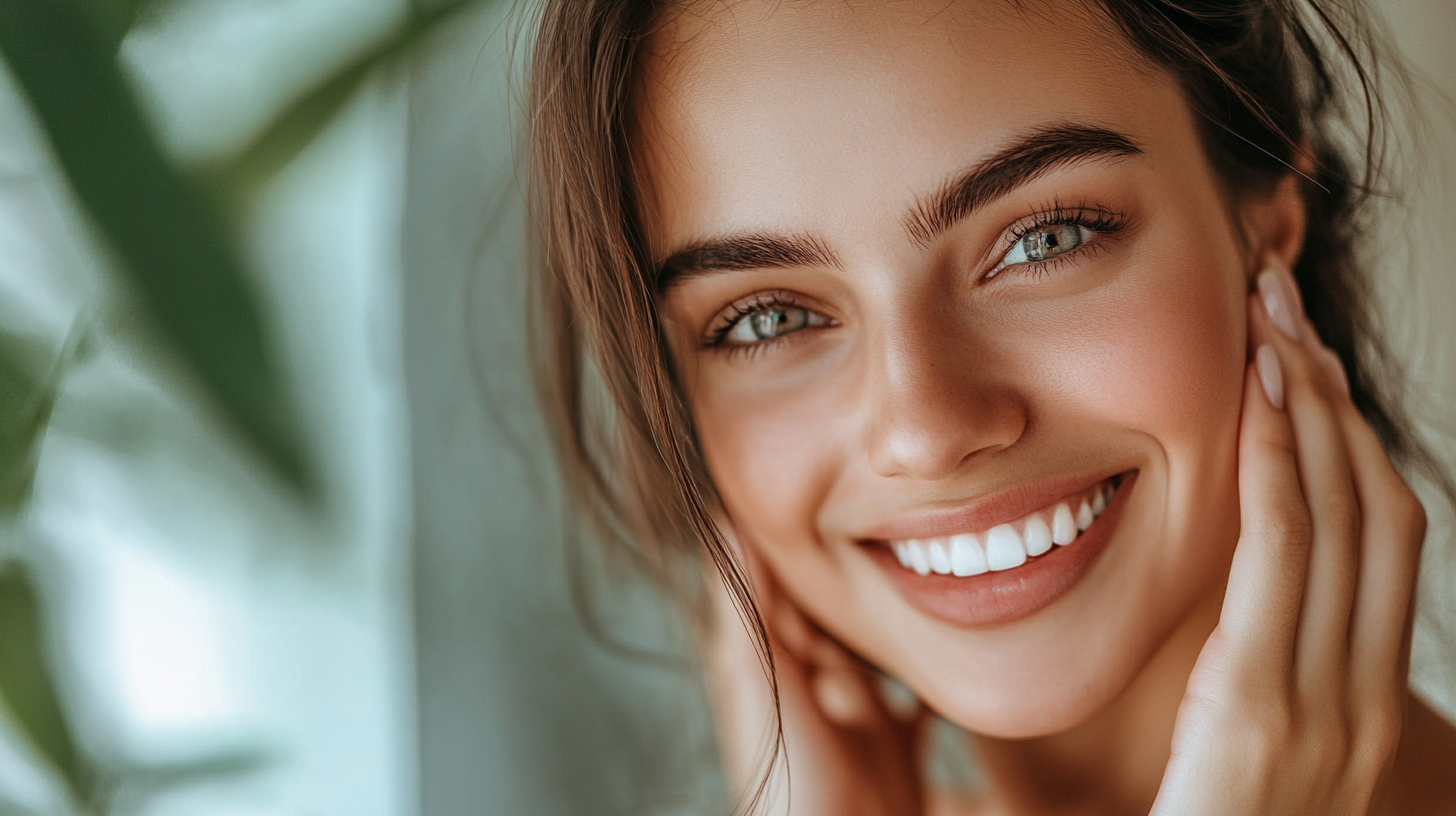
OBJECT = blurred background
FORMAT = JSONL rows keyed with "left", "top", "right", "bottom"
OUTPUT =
{"left": 0, "top": 1, "right": 1452, "bottom": 815}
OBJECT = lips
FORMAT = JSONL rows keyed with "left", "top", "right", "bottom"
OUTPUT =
{"left": 862, "top": 471, "right": 1136, "bottom": 627}
{"left": 889, "top": 477, "right": 1118, "bottom": 576}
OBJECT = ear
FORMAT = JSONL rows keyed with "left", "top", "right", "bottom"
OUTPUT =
{"left": 1238, "top": 171, "right": 1308, "bottom": 281}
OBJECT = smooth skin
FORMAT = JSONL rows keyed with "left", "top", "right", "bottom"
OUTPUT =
{"left": 633, "top": 1, "right": 1456, "bottom": 813}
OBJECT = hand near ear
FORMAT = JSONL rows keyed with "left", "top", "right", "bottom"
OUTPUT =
{"left": 1151, "top": 261, "right": 1427, "bottom": 816}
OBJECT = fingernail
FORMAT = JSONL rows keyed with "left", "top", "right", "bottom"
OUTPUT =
{"left": 1256, "top": 343, "right": 1284, "bottom": 410}
{"left": 1257, "top": 269, "right": 1300, "bottom": 340}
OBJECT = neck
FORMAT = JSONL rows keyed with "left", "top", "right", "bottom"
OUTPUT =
{"left": 969, "top": 589, "right": 1223, "bottom": 816}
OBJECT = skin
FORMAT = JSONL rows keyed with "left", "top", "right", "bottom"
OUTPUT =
{"left": 628, "top": 1, "right": 1456, "bottom": 813}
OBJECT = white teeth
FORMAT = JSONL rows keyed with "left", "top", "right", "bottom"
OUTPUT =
{"left": 888, "top": 478, "right": 1123, "bottom": 576}
{"left": 907, "top": 541, "right": 930, "bottom": 575}
{"left": 1076, "top": 500, "right": 1094, "bottom": 531}
{"left": 949, "top": 533, "right": 988, "bottom": 576}
{"left": 985, "top": 524, "right": 1027, "bottom": 571}
{"left": 1052, "top": 503, "right": 1077, "bottom": 546}
{"left": 1023, "top": 515, "right": 1053, "bottom": 557}
{"left": 927, "top": 539, "right": 953, "bottom": 575}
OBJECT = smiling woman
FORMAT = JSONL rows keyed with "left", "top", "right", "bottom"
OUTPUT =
{"left": 526, "top": 1, "right": 1456, "bottom": 814}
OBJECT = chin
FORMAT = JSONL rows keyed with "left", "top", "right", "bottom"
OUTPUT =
{"left": 916, "top": 644, "right": 1153, "bottom": 739}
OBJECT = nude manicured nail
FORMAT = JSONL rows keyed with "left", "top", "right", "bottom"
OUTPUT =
{"left": 1257, "top": 269, "right": 1299, "bottom": 340}
{"left": 1256, "top": 343, "right": 1284, "bottom": 410}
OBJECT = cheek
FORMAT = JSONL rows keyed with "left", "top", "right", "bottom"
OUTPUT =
{"left": 1033, "top": 226, "right": 1249, "bottom": 457}
{"left": 693, "top": 376, "right": 846, "bottom": 551}
{"left": 1028, "top": 233, "right": 1250, "bottom": 611}
{"left": 1082, "top": 277, "right": 1242, "bottom": 437}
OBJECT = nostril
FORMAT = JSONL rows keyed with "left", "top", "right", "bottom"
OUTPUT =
{"left": 861, "top": 330, "right": 1028, "bottom": 480}
{"left": 865, "top": 409, "right": 1024, "bottom": 482}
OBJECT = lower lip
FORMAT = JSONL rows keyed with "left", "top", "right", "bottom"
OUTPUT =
{"left": 866, "top": 471, "right": 1137, "bottom": 627}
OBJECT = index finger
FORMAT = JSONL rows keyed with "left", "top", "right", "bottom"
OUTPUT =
{"left": 1217, "top": 342, "right": 1312, "bottom": 681}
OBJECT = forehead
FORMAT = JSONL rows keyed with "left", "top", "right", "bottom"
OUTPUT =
{"left": 632, "top": 0, "right": 1182, "bottom": 254}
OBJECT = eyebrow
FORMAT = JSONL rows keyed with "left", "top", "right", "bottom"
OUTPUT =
{"left": 657, "top": 232, "right": 838, "bottom": 291}
{"left": 654, "top": 123, "right": 1141, "bottom": 289}
{"left": 905, "top": 124, "right": 1142, "bottom": 245}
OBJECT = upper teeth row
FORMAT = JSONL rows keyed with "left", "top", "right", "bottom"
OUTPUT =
{"left": 891, "top": 480, "right": 1117, "bottom": 577}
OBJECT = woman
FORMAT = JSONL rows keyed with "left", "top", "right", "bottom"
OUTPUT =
{"left": 526, "top": 1, "right": 1456, "bottom": 813}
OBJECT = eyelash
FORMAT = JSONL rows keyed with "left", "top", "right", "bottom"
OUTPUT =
{"left": 994, "top": 201, "right": 1128, "bottom": 280}
{"left": 705, "top": 290, "right": 819, "bottom": 357}
{"left": 703, "top": 202, "right": 1130, "bottom": 356}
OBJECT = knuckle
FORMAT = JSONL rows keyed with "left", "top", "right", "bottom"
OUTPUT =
{"left": 1400, "top": 492, "right": 1428, "bottom": 544}
{"left": 1253, "top": 427, "right": 1299, "bottom": 460}
{"left": 1181, "top": 660, "right": 1292, "bottom": 736}
{"left": 1380, "top": 486, "right": 1429, "bottom": 558}
{"left": 1243, "top": 692, "right": 1297, "bottom": 742}
{"left": 1248, "top": 706, "right": 1296, "bottom": 764}
{"left": 1294, "top": 707, "right": 1365, "bottom": 795}
{"left": 1312, "top": 710, "right": 1354, "bottom": 763}
{"left": 1358, "top": 698, "right": 1405, "bottom": 762}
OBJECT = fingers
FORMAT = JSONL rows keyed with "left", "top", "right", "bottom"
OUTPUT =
{"left": 773, "top": 596, "right": 877, "bottom": 729}
{"left": 704, "top": 549, "right": 875, "bottom": 810}
{"left": 1273, "top": 270, "right": 1425, "bottom": 691}
{"left": 1282, "top": 310, "right": 1427, "bottom": 695}
{"left": 1222, "top": 343, "right": 1309, "bottom": 678}
{"left": 701, "top": 534, "right": 928, "bottom": 812}
{"left": 1251, "top": 270, "right": 1362, "bottom": 695}
{"left": 771, "top": 603, "right": 927, "bottom": 814}
{"left": 1344, "top": 416, "right": 1425, "bottom": 675}
{"left": 1157, "top": 261, "right": 1425, "bottom": 814}
{"left": 723, "top": 537, "right": 923, "bottom": 733}
{"left": 771, "top": 590, "right": 924, "bottom": 731}
{"left": 1243, "top": 260, "right": 1426, "bottom": 726}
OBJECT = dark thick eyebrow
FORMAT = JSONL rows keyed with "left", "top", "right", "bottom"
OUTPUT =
{"left": 904, "top": 124, "right": 1142, "bottom": 245}
{"left": 655, "top": 123, "right": 1139, "bottom": 289}
{"left": 657, "top": 232, "right": 838, "bottom": 291}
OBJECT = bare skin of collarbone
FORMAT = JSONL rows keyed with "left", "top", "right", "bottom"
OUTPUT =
{"left": 631, "top": 1, "right": 1456, "bottom": 814}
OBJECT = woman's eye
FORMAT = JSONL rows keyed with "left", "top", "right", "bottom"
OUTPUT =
{"left": 997, "top": 223, "right": 1092, "bottom": 269}
{"left": 724, "top": 304, "right": 828, "bottom": 345}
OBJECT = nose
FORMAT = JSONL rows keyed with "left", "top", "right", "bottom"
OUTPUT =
{"left": 863, "top": 309, "right": 1026, "bottom": 481}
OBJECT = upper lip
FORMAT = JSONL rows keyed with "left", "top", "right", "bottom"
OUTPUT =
{"left": 859, "top": 469, "right": 1129, "bottom": 542}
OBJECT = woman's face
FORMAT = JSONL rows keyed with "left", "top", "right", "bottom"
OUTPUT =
{"left": 638, "top": 1, "right": 1266, "bottom": 737}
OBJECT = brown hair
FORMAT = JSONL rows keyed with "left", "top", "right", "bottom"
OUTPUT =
{"left": 525, "top": 0, "right": 1452, "bottom": 810}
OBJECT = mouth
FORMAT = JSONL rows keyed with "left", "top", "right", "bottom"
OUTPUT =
{"left": 861, "top": 471, "right": 1136, "bottom": 627}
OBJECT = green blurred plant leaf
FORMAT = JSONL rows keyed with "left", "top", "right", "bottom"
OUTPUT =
{"left": 0, "top": 562, "right": 95, "bottom": 809}
{"left": 204, "top": 0, "right": 480, "bottom": 212}
{"left": 0, "top": 328, "right": 73, "bottom": 516}
{"left": 79, "top": 0, "right": 149, "bottom": 51}
{"left": 0, "top": 0, "right": 313, "bottom": 496}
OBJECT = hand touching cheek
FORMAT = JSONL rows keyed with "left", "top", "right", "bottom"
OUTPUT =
{"left": 1152, "top": 263, "right": 1425, "bottom": 816}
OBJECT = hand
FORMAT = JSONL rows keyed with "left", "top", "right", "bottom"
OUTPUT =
{"left": 1151, "top": 262, "right": 1427, "bottom": 815}
{"left": 701, "top": 538, "right": 929, "bottom": 816}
